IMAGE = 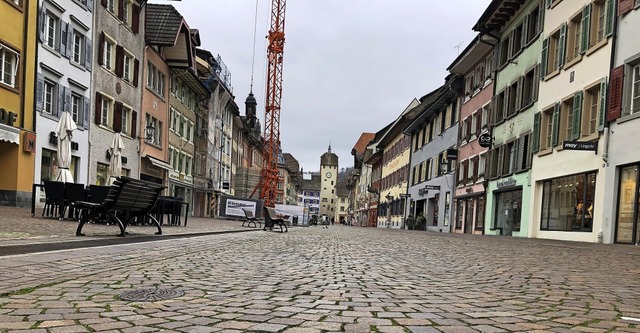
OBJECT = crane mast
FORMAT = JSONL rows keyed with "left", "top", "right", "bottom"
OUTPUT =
{"left": 260, "top": 0, "right": 286, "bottom": 207}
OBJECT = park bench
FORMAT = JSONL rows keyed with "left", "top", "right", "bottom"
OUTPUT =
{"left": 241, "top": 208, "right": 262, "bottom": 228}
{"left": 263, "top": 206, "right": 289, "bottom": 233}
{"left": 71, "top": 176, "right": 165, "bottom": 237}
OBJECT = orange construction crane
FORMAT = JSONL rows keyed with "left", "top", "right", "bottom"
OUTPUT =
{"left": 256, "top": 0, "right": 286, "bottom": 207}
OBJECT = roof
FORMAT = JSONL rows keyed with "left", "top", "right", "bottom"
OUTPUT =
{"left": 283, "top": 153, "right": 300, "bottom": 175}
{"left": 404, "top": 75, "right": 463, "bottom": 134}
{"left": 376, "top": 99, "right": 421, "bottom": 149}
{"left": 473, "top": 0, "right": 527, "bottom": 33}
{"left": 145, "top": 4, "right": 185, "bottom": 46}
{"left": 447, "top": 35, "right": 494, "bottom": 74}
{"left": 351, "top": 133, "right": 375, "bottom": 156}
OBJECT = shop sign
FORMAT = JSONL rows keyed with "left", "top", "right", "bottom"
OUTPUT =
{"left": 563, "top": 140, "right": 598, "bottom": 152}
{"left": 418, "top": 185, "right": 440, "bottom": 196}
{"left": 478, "top": 133, "right": 492, "bottom": 148}
{"left": 446, "top": 148, "right": 458, "bottom": 160}
{"left": 497, "top": 178, "right": 517, "bottom": 188}
{"left": 0, "top": 108, "right": 18, "bottom": 126}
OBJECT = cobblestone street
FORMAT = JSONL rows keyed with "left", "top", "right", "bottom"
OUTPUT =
{"left": 1, "top": 225, "right": 640, "bottom": 332}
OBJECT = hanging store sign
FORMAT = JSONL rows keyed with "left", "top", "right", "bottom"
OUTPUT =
{"left": 446, "top": 148, "right": 458, "bottom": 160}
{"left": 478, "top": 133, "right": 492, "bottom": 148}
{"left": 563, "top": 140, "right": 598, "bottom": 152}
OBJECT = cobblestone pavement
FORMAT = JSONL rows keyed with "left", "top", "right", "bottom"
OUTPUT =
{"left": 2, "top": 224, "right": 640, "bottom": 332}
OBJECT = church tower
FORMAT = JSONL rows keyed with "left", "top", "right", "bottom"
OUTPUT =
{"left": 319, "top": 143, "right": 338, "bottom": 219}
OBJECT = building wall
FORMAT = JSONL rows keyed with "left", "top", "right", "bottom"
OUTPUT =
{"left": 319, "top": 163, "right": 337, "bottom": 217}
{"left": 90, "top": 0, "right": 145, "bottom": 185}
{"left": 380, "top": 133, "right": 410, "bottom": 229}
{"left": 141, "top": 47, "right": 169, "bottom": 164}
{"left": 0, "top": 0, "right": 37, "bottom": 206}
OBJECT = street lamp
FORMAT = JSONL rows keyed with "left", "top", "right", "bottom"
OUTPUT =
{"left": 385, "top": 193, "right": 393, "bottom": 228}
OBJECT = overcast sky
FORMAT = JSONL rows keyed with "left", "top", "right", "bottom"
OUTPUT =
{"left": 158, "top": 0, "right": 493, "bottom": 173}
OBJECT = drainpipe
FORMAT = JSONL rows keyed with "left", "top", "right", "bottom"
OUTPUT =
{"left": 602, "top": 7, "right": 619, "bottom": 166}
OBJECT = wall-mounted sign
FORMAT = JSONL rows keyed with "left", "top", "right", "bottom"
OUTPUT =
{"left": 496, "top": 178, "right": 517, "bottom": 189}
{"left": 23, "top": 132, "right": 36, "bottom": 153}
{"left": 446, "top": 148, "right": 458, "bottom": 160}
{"left": 563, "top": 140, "right": 598, "bottom": 152}
{"left": 478, "top": 132, "right": 492, "bottom": 148}
{"left": 418, "top": 185, "right": 440, "bottom": 196}
{"left": 0, "top": 108, "right": 18, "bottom": 126}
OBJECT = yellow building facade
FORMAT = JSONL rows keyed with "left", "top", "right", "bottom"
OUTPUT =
{"left": 0, "top": 0, "right": 37, "bottom": 206}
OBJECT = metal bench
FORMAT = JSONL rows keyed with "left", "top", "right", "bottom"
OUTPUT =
{"left": 71, "top": 177, "right": 165, "bottom": 237}
{"left": 241, "top": 208, "right": 262, "bottom": 228}
{"left": 263, "top": 206, "right": 289, "bottom": 233}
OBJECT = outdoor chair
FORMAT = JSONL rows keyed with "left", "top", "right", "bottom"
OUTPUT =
{"left": 63, "top": 183, "right": 86, "bottom": 220}
{"left": 43, "top": 181, "right": 65, "bottom": 220}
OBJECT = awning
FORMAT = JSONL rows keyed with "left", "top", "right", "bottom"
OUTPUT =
{"left": 145, "top": 155, "right": 172, "bottom": 170}
{"left": 0, "top": 124, "right": 20, "bottom": 145}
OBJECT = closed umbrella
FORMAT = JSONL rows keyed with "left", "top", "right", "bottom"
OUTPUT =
{"left": 55, "top": 111, "right": 77, "bottom": 183}
{"left": 108, "top": 132, "right": 125, "bottom": 185}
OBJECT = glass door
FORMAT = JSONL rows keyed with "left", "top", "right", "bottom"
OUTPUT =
{"left": 616, "top": 165, "right": 638, "bottom": 244}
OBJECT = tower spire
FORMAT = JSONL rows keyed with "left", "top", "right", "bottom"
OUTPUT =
{"left": 328, "top": 141, "right": 332, "bottom": 153}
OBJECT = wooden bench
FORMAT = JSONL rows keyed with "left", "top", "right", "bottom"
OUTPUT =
{"left": 241, "top": 208, "right": 262, "bottom": 228}
{"left": 263, "top": 206, "right": 289, "bottom": 233}
{"left": 71, "top": 177, "right": 165, "bottom": 237}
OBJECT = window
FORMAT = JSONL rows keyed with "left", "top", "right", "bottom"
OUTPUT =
{"left": 526, "top": 5, "right": 541, "bottom": 44}
{"left": 540, "top": 172, "right": 596, "bottom": 232}
{"left": 590, "top": 0, "right": 607, "bottom": 46}
{"left": 507, "top": 80, "right": 519, "bottom": 117}
{"left": 494, "top": 89, "right": 506, "bottom": 124}
{"left": 146, "top": 62, "right": 165, "bottom": 97}
{"left": 72, "top": 31, "right": 83, "bottom": 64}
{"left": 478, "top": 153, "right": 486, "bottom": 178}
{"left": 121, "top": 105, "right": 130, "bottom": 135}
{"left": 481, "top": 103, "right": 490, "bottom": 129}
{"left": 123, "top": 53, "right": 132, "bottom": 82}
{"left": 43, "top": 80, "right": 56, "bottom": 115}
{"left": 121, "top": 0, "right": 131, "bottom": 25}
{"left": 44, "top": 11, "right": 58, "bottom": 49}
{"left": 503, "top": 140, "right": 516, "bottom": 175}
{"left": 567, "top": 12, "right": 583, "bottom": 63}
{"left": 71, "top": 93, "right": 82, "bottom": 123}
{"left": 107, "top": 0, "right": 115, "bottom": 14}
{"left": 104, "top": 38, "right": 115, "bottom": 71}
{"left": 511, "top": 23, "right": 523, "bottom": 56}
{"left": 541, "top": 106, "right": 554, "bottom": 150}
{"left": 547, "top": 28, "right": 562, "bottom": 75}
{"left": 561, "top": 97, "right": 575, "bottom": 142}
{"left": 0, "top": 44, "right": 19, "bottom": 88}
{"left": 96, "top": 162, "right": 109, "bottom": 186}
{"left": 522, "top": 66, "right": 538, "bottom": 108}
{"left": 499, "top": 35, "right": 510, "bottom": 67}
{"left": 100, "top": 95, "right": 112, "bottom": 126}
{"left": 631, "top": 64, "right": 640, "bottom": 115}
{"left": 145, "top": 113, "right": 162, "bottom": 146}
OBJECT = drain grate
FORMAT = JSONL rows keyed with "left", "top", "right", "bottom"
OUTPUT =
{"left": 119, "top": 288, "right": 184, "bottom": 301}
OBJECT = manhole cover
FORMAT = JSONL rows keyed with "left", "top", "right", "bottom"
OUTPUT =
{"left": 119, "top": 288, "right": 184, "bottom": 301}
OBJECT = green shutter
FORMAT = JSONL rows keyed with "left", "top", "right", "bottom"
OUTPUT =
{"left": 541, "top": 38, "right": 549, "bottom": 78}
{"left": 533, "top": 112, "right": 541, "bottom": 153}
{"left": 571, "top": 91, "right": 583, "bottom": 140}
{"left": 558, "top": 23, "right": 567, "bottom": 69}
{"left": 552, "top": 103, "right": 561, "bottom": 146}
{"left": 605, "top": 0, "right": 614, "bottom": 37}
{"left": 598, "top": 80, "right": 607, "bottom": 131}
{"left": 581, "top": 4, "right": 591, "bottom": 54}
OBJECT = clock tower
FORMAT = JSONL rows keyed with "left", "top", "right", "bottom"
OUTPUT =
{"left": 319, "top": 144, "right": 338, "bottom": 219}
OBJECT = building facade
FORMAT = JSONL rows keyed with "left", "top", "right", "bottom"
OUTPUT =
{"left": 475, "top": 0, "right": 543, "bottom": 237}
{"left": 90, "top": 0, "right": 145, "bottom": 185}
{"left": 319, "top": 145, "right": 338, "bottom": 218}
{"left": 448, "top": 36, "right": 494, "bottom": 235}
{"left": 530, "top": 0, "right": 614, "bottom": 242}
{"left": 0, "top": 0, "right": 38, "bottom": 206}
{"left": 405, "top": 79, "right": 460, "bottom": 232}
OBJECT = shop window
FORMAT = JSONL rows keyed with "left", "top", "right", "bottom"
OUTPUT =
{"left": 476, "top": 197, "right": 485, "bottom": 230}
{"left": 540, "top": 172, "right": 596, "bottom": 232}
{"left": 96, "top": 162, "right": 109, "bottom": 185}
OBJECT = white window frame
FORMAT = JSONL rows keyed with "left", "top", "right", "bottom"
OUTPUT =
{"left": 71, "top": 92, "right": 82, "bottom": 123}
{"left": 123, "top": 51, "right": 133, "bottom": 82}
{"left": 101, "top": 95, "right": 113, "bottom": 127}
{"left": 103, "top": 36, "right": 116, "bottom": 71}
{"left": 43, "top": 79, "right": 57, "bottom": 115}
{"left": 44, "top": 11, "right": 58, "bottom": 49}
{"left": 72, "top": 30, "right": 84, "bottom": 64}
{"left": 121, "top": 0, "right": 131, "bottom": 25}
{"left": 122, "top": 105, "right": 130, "bottom": 136}
{"left": 632, "top": 64, "right": 640, "bottom": 115}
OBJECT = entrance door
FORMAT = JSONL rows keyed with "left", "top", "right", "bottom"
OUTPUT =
{"left": 616, "top": 165, "right": 638, "bottom": 244}
{"left": 494, "top": 190, "right": 523, "bottom": 236}
{"left": 464, "top": 199, "right": 473, "bottom": 234}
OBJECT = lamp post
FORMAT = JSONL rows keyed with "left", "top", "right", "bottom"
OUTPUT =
{"left": 385, "top": 193, "right": 393, "bottom": 228}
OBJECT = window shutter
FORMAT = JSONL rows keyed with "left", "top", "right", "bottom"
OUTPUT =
{"left": 619, "top": 0, "right": 636, "bottom": 16}
{"left": 98, "top": 32, "right": 104, "bottom": 66}
{"left": 541, "top": 38, "right": 549, "bottom": 78}
{"left": 476, "top": 111, "right": 482, "bottom": 135}
{"left": 516, "top": 137, "right": 525, "bottom": 172}
{"left": 606, "top": 0, "right": 614, "bottom": 36}
{"left": 83, "top": 95, "right": 90, "bottom": 129}
{"left": 117, "top": 0, "right": 124, "bottom": 20}
{"left": 558, "top": 23, "right": 567, "bottom": 69}
{"left": 87, "top": 0, "right": 93, "bottom": 12}
{"left": 36, "top": 73, "right": 44, "bottom": 112}
{"left": 473, "top": 156, "right": 479, "bottom": 181}
{"left": 38, "top": 6, "right": 45, "bottom": 43}
{"left": 84, "top": 38, "right": 92, "bottom": 71}
{"left": 64, "top": 87, "right": 71, "bottom": 113}
{"left": 59, "top": 21, "right": 67, "bottom": 54}
{"left": 66, "top": 26, "right": 73, "bottom": 60}
{"left": 598, "top": 80, "right": 607, "bottom": 131}
{"left": 515, "top": 77, "right": 524, "bottom": 111}
{"left": 533, "top": 65, "right": 540, "bottom": 102}
{"left": 493, "top": 41, "right": 502, "bottom": 70}
{"left": 131, "top": 110, "right": 137, "bottom": 139}
{"left": 57, "top": 86, "right": 65, "bottom": 117}
{"left": 581, "top": 4, "right": 591, "bottom": 54}
{"left": 571, "top": 91, "right": 583, "bottom": 140}
{"left": 95, "top": 92, "right": 102, "bottom": 124}
{"left": 132, "top": 4, "right": 140, "bottom": 34}
{"left": 552, "top": 103, "right": 560, "bottom": 146}
{"left": 113, "top": 101, "right": 123, "bottom": 132}
{"left": 101, "top": 0, "right": 107, "bottom": 7}
{"left": 115, "top": 45, "right": 124, "bottom": 77}
{"left": 532, "top": 112, "right": 541, "bottom": 153}
{"left": 608, "top": 65, "right": 624, "bottom": 121}
{"left": 497, "top": 145, "right": 505, "bottom": 177}
{"left": 538, "top": 1, "right": 546, "bottom": 34}
{"left": 522, "top": 14, "right": 529, "bottom": 47}
{"left": 133, "top": 59, "right": 140, "bottom": 87}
